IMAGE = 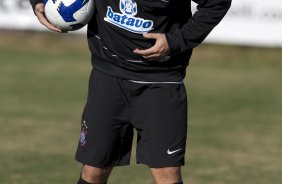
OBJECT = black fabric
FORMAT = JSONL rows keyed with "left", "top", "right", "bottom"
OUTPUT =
{"left": 29, "top": 0, "right": 231, "bottom": 82}
{"left": 77, "top": 177, "right": 92, "bottom": 184}
{"left": 75, "top": 68, "right": 188, "bottom": 168}
{"left": 165, "top": 0, "right": 232, "bottom": 55}
{"left": 87, "top": 0, "right": 231, "bottom": 82}
{"left": 77, "top": 177, "right": 107, "bottom": 184}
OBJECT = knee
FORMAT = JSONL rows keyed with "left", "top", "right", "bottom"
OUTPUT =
{"left": 81, "top": 165, "right": 112, "bottom": 184}
{"left": 151, "top": 167, "right": 182, "bottom": 184}
{"left": 152, "top": 167, "right": 181, "bottom": 176}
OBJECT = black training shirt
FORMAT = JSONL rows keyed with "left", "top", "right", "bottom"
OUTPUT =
{"left": 30, "top": 0, "right": 232, "bottom": 82}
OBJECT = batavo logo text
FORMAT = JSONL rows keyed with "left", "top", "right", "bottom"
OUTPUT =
{"left": 104, "top": 0, "right": 154, "bottom": 34}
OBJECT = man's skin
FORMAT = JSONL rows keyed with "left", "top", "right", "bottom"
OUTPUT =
{"left": 34, "top": 3, "right": 182, "bottom": 184}
{"left": 82, "top": 165, "right": 182, "bottom": 184}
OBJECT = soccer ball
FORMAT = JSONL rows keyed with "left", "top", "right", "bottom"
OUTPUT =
{"left": 44, "top": 0, "right": 95, "bottom": 31}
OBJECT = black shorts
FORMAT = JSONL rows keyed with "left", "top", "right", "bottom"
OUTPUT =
{"left": 75, "top": 69, "right": 188, "bottom": 168}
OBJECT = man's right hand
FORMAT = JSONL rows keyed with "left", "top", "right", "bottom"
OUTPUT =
{"left": 34, "top": 3, "right": 62, "bottom": 32}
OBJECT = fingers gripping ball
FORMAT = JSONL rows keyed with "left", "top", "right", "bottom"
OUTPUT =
{"left": 44, "top": 0, "right": 95, "bottom": 31}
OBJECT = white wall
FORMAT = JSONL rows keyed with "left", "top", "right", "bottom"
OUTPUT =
{"left": 0, "top": 0, "right": 43, "bottom": 30}
{"left": 199, "top": 0, "right": 282, "bottom": 47}
{"left": 1, "top": 0, "right": 282, "bottom": 47}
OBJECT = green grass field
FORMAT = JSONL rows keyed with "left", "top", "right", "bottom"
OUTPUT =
{"left": 0, "top": 31, "right": 282, "bottom": 184}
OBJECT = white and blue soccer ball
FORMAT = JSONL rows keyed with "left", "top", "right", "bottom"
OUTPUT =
{"left": 44, "top": 0, "right": 95, "bottom": 31}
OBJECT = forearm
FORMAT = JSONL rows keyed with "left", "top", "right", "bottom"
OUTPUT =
{"left": 165, "top": 0, "right": 232, "bottom": 55}
{"left": 30, "top": 0, "right": 44, "bottom": 11}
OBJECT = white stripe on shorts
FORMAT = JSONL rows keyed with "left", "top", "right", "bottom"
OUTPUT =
{"left": 128, "top": 80, "right": 184, "bottom": 84}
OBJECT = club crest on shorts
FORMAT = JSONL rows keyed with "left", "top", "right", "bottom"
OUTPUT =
{"left": 80, "top": 120, "right": 88, "bottom": 147}
{"left": 104, "top": 0, "right": 154, "bottom": 34}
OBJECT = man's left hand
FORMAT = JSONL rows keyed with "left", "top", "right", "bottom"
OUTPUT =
{"left": 133, "top": 33, "right": 170, "bottom": 61}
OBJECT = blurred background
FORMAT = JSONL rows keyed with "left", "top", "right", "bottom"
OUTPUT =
{"left": 0, "top": 0, "right": 281, "bottom": 184}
